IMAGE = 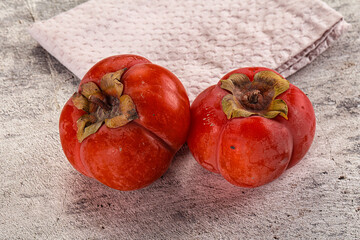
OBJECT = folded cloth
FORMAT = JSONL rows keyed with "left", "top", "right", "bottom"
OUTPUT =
{"left": 29, "top": 0, "right": 349, "bottom": 101}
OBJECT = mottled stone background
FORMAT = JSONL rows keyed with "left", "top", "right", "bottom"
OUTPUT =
{"left": 0, "top": 0, "right": 359, "bottom": 239}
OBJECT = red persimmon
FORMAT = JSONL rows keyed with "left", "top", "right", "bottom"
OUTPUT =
{"left": 187, "top": 67, "right": 316, "bottom": 188}
{"left": 59, "top": 55, "right": 190, "bottom": 191}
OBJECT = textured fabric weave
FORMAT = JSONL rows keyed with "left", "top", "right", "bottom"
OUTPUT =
{"left": 29, "top": 0, "right": 349, "bottom": 101}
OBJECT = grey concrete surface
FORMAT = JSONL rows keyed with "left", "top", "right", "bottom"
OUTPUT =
{"left": 0, "top": 0, "right": 359, "bottom": 239}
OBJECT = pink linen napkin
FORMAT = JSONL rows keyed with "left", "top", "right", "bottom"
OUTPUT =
{"left": 29, "top": 0, "right": 349, "bottom": 101}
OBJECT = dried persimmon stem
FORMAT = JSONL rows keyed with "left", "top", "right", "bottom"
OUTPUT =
{"left": 71, "top": 68, "right": 138, "bottom": 142}
{"left": 221, "top": 71, "right": 289, "bottom": 119}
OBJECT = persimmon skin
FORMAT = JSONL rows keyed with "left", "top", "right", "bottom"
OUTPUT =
{"left": 59, "top": 100, "right": 92, "bottom": 177}
{"left": 121, "top": 63, "right": 190, "bottom": 150}
{"left": 218, "top": 117, "right": 293, "bottom": 187}
{"left": 80, "top": 122, "right": 174, "bottom": 190}
{"left": 187, "top": 67, "right": 316, "bottom": 188}
{"left": 186, "top": 85, "right": 228, "bottom": 173}
{"left": 59, "top": 55, "right": 190, "bottom": 191}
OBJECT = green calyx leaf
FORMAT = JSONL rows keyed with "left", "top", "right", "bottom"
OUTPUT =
{"left": 262, "top": 99, "right": 288, "bottom": 119}
{"left": 222, "top": 94, "right": 256, "bottom": 119}
{"left": 253, "top": 71, "right": 289, "bottom": 99}
{"left": 220, "top": 70, "right": 290, "bottom": 120}
{"left": 71, "top": 68, "right": 138, "bottom": 143}
{"left": 220, "top": 73, "right": 250, "bottom": 94}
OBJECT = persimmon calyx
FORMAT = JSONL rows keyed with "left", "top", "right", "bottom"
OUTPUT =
{"left": 71, "top": 68, "right": 138, "bottom": 142}
{"left": 220, "top": 71, "right": 289, "bottom": 120}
